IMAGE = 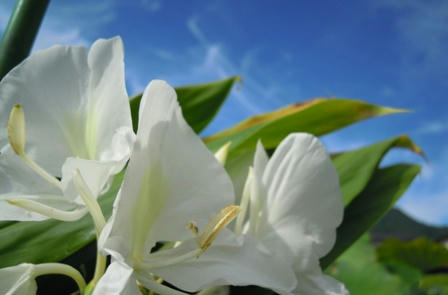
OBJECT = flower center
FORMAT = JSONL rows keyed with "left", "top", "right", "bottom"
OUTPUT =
{"left": 137, "top": 205, "right": 240, "bottom": 270}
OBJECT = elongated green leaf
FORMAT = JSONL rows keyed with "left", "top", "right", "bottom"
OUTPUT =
{"left": 333, "top": 135, "right": 424, "bottom": 205}
{"left": 130, "top": 76, "right": 240, "bottom": 133}
{"left": 321, "top": 164, "right": 421, "bottom": 268}
{"left": 0, "top": 172, "right": 123, "bottom": 267}
{"left": 205, "top": 98, "right": 407, "bottom": 152}
{"left": 377, "top": 237, "right": 448, "bottom": 272}
{"left": 210, "top": 99, "right": 408, "bottom": 198}
{"left": 0, "top": 0, "right": 50, "bottom": 80}
{"left": 327, "top": 235, "right": 412, "bottom": 295}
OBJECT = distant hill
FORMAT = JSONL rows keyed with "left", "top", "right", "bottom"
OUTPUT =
{"left": 370, "top": 208, "right": 448, "bottom": 244}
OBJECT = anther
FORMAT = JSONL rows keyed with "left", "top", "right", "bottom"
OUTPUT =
{"left": 199, "top": 205, "right": 241, "bottom": 251}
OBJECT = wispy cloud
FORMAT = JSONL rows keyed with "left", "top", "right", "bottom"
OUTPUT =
{"left": 186, "top": 17, "right": 208, "bottom": 46}
{"left": 139, "top": 0, "right": 161, "bottom": 12}
{"left": 372, "top": 0, "right": 448, "bottom": 82}
{"left": 415, "top": 120, "right": 448, "bottom": 135}
{"left": 186, "top": 16, "right": 266, "bottom": 114}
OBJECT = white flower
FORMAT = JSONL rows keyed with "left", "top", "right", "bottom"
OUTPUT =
{"left": 94, "top": 80, "right": 297, "bottom": 295}
{"left": 0, "top": 37, "right": 134, "bottom": 221}
{"left": 0, "top": 263, "right": 86, "bottom": 295}
{"left": 233, "top": 135, "right": 349, "bottom": 295}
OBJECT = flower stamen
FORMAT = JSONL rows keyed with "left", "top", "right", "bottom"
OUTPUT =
{"left": 6, "top": 199, "right": 88, "bottom": 221}
{"left": 188, "top": 221, "right": 200, "bottom": 246}
{"left": 199, "top": 205, "right": 241, "bottom": 251}
{"left": 7, "top": 104, "right": 62, "bottom": 189}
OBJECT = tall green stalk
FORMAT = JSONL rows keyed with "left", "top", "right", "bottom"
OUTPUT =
{"left": 0, "top": 0, "right": 50, "bottom": 80}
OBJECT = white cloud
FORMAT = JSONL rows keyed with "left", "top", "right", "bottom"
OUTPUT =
{"left": 372, "top": 0, "right": 448, "bottom": 80}
{"left": 416, "top": 120, "right": 448, "bottom": 135}
{"left": 140, "top": 0, "right": 161, "bottom": 12}
{"left": 187, "top": 17, "right": 208, "bottom": 45}
{"left": 185, "top": 17, "right": 267, "bottom": 114}
{"left": 150, "top": 48, "right": 175, "bottom": 61}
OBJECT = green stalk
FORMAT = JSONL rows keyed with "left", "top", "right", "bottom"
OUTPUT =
{"left": 0, "top": 0, "right": 50, "bottom": 80}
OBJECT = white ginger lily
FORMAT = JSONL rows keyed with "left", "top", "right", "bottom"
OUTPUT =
{"left": 0, "top": 263, "right": 86, "bottom": 295}
{"left": 232, "top": 135, "right": 349, "bottom": 295}
{"left": 0, "top": 37, "right": 134, "bottom": 221}
{"left": 93, "top": 80, "right": 297, "bottom": 295}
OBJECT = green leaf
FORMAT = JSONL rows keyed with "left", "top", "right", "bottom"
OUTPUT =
{"left": 209, "top": 99, "right": 408, "bottom": 197}
{"left": 333, "top": 135, "right": 424, "bottom": 205}
{"left": 327, "top": 235, "right": 412, "bottom": 295}
{"left": 0, "top": 0, "right": 50, "bottom": 80}
{"left": 130, "top": 76, "right": 240, "bottom": 133}
{"left": 321, "top": 164, "right": 421, "bottom": 268}
{"left": 0, "top": 172, "right": 123, "bottom": 267}
{"left": 205, "top": 98, "right": 407, "bottom": 152}
{"left": 377, "top": 237, "right": 448, "bottom": 272}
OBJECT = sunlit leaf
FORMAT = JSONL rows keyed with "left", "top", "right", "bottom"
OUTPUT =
{"left": 205, "top": 98, "right": 407, "bottom": 152}
{"left": 210, "top": 99, "right": 408, "bottom": 197}
{"left": 333, "top": 135, "right": 424, "bottom": 205}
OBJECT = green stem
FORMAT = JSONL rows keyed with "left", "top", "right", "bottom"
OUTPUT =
{"left": 0, "top": 0, "right": 50, "bottom": 80}
{"left": 33, "top": 263, "right": 86, "bottom": 293}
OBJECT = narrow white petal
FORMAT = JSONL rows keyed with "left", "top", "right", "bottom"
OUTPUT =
{"left": 86, "top": 37, "right": 134, "bottom": 163}
{"left": 0, "top": 263, "right": 37, "bottom": 295}
{"left": 253, "top": 140, "right": 268, "bottom": 185}
{"left": 92, "top": 261, "right": 139, "bottom": 295}
{"left": 258, "top": 133, "right": 343, "bottom": 270}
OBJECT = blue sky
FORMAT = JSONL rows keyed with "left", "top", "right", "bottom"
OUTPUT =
{"left": 1, "top": 0, "right": 447, "bottom": 225}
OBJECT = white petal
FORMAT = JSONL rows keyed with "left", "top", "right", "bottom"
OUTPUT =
{"left": 60, "top": 157, "right": 117, "bottom": 203}
{"left": 0, "top": 147, "right": 76, "bottom": 221}
{"left": 0, "top": 43, "right": 90, "bottom": 175}
{"left": 295, "top": 273, "right": 349, "bottom": 295}
{"left": 86, "top": 37, "right": 133, "bottom": 163}
{"left": 92, "top": 261, "right": 139, "bottom": 295}
{"left": 147, "top": 234, "right": 297, "bottom": 294}
{"left": 137, "top": 80, "right": 179, "bottom": 136}
{"left": 0, "top": 37, "right": 131, "bottom": 176}
{"left": 0, "top": 263, "right": 37, "bottom": 295}
{"left": 0, "top": 146, "right": 59, "bottom": 197}
{"left": 253, "top": 140, "right": 268, "bottom": 184}
{"left": 102, "top": 80, "right": 234, "bottom": 262}
{"left": 135, "top": 274, "right": 190, "bottom": 295}
{"left": 258, "top": 133, "right": 343, "bottom": 270}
